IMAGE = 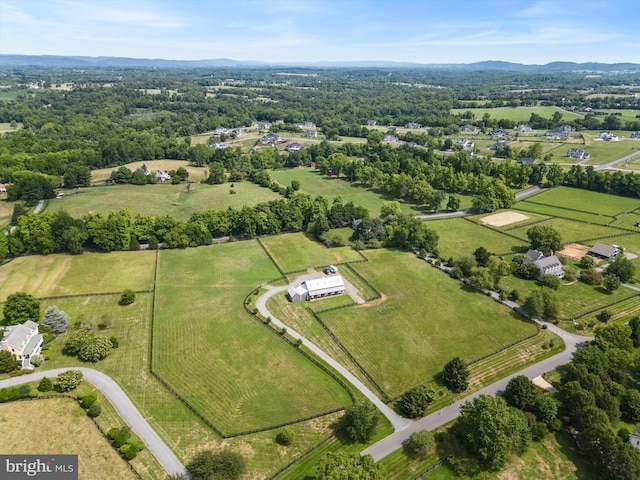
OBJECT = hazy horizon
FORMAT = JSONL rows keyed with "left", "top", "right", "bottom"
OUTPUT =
{"left": 1, "top": 0, "right": 639, "bottom": 65}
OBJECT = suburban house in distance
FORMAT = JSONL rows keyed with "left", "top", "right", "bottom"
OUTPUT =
{"left": 260, "top": 133, "right": 282, "bottom": 145}
{"left": 285, "top": 142, "right": 304, "bottom": 152}
{"left": 456, "top": 138, "right": 474, "bottom": 150}
{"left": 524, "top": 249, "right": 565, "bottom": 278}
{"left": 567, "top": 148, "right": 591, "bottom": 160}
{"left": 632, "top": 131, "right": 640, "bottom": 139}
{"left": 596, "top": 132, "right": 619, "bottom": 141}
{"left": 461, "top": 124, "right": 477, "bottom": 133}
{"left": 588, "top": 243, "right": 621, "bottom": 261}
{"left": 0, "top": 320, "right": 43, "bottom": 369}
{"left": 303, "top": 130, "right": 318, "bottom": 138}
{"left": 405, "top": 122, "right": 421, "bottom": 129}
{"left": 514, "top": 124, "right": 532, "bottom": 132}
{"left": 156, "top": 170, "right": 171, "bottom": 182}
{"left": 288, "top": 276, "right": 345, "bottom": 302}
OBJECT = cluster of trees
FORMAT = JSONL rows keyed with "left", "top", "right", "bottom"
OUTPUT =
{"left": 77, "top": 390, "right": 102, "bottom": 418}
{"left": 108, "top": 165, "right": 189, "bottom": 185}
{"left": 351, "top": 209, "right": 439, "bottom": 253}
{"left": 555, "top": 323, "right": 640, "bottom": 478}
{"left": 452, "top": 247, "right": 512, "bottom": 291}
{"left": 107, "top": 426, "right": 146, "bottom": 460}
{"left": 2, "top": 291, "right": 40, "bottom": 325}
{"left": 63, "top": 329, "right": 114, "bottom": 362}
{"left": 186, "top": 449, "right": 245, "bottom": 480}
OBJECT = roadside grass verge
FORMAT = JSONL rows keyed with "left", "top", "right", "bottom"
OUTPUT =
{"left": 259, "top": 232, "right": 363, "bottom": 273}
{"left": 0, "top": 250, "right": 156, "bottom": 301}
{"left": 153, "top": 242, "right": 353, "bottom": 434}
{"left": 47, "top": 181, "right": 281, "bottom": 222}
{"left": 275, "top": 420, "right": 394, "bottom": 480}
{"left": 319, "top": 250, "right": 538, "bottom": 398}
{"left": 425, "top": 218, "right": 525, "bottom": 258}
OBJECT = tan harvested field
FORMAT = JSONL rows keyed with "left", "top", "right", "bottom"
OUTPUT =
{"left": 558, "top": 243, "right": 590, "bottom": 261}
{"left": 0, "top": 250, "right": 156, "bottom": 301}
{"left": 0, "top": 398, "right": 137, "bottom": 480}
{"left": 91, "top": 160, "right": 208, "bottom": 183}
{"left": 481, "top": 211, "right": 530, "bottom": 227}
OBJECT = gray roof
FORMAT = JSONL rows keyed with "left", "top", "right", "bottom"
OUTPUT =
{"left": 1, "top": 320, "right": 39, "bottom": 350}
{"left": 589, "top": 243, "right": 617, "bottom": 258}
{"left": 526, "top": 249, "right": 544, "bottom": 262}
{"left": 22, "top": 334, "right": 43, "bottom": 356}
{"left": 534, "top": 255, "right": 562, "bottom": 271}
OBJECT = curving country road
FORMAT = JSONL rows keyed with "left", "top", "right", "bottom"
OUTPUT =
{"left": 362, "top": 318, "right": 592, "bottom": 460}
{"left": 0, "top": 367, "right": 190, "bottom": 479}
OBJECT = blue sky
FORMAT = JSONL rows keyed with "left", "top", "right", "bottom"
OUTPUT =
{"left": 1, "top": 0, "right": 638, "bottom": 64}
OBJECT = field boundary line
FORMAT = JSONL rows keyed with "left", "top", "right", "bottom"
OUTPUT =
{"left": 0, "top": 290, "right": 154, "bottom": 305}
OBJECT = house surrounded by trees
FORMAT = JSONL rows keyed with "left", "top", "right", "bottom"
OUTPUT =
{"left": 0, "top": 320, "right": 43, "bottom": 369}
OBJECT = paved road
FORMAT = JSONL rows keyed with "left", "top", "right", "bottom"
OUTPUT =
{"left": 415, "top": 186, "right": 542, "bottom": 220}
{"left": 33, "top": 199, "right": 45, "bottom": 214}
{"left": 0, "top": 367, "right": 190, "bottom": 479}
{"left": 256, "top": 285, "right": 411, "bottom": 431}
{"left": 362, "top": 318, "right": 593, "bottom": 461}
{"left": 595, "top": 148, "right": 640, "bottom": 171}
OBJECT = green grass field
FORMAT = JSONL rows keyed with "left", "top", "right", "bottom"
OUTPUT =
{"left": 270, "top": 167, "right": 474, "bottom": 216}
{"left": 45, "top": 181, "right": 282, "bottom": 222}
{"left": 319, "top": 249, "right": 538, "bottom": 397}
{"left": 450, "top": 106, "right": 583, "bottom": 123}
{"left": 524, "top": 187, "right": 640, "bottom": 216}
{"left": 0, "top": 250, "right": 156, "bottom": 302}
{"left": 425, "top": 218, "right": 525, "bottom": 258}
{"left": 153, "top": 241, "right": 353, "bottom": 433}
{"left": 0, "top": 196, "right": 16, "bottom": 226}
{"left": 581, "top": 137, "right": 640, "bottom": 165}
{"left": 259, "top": 232, "right": 364, "bottom": 273}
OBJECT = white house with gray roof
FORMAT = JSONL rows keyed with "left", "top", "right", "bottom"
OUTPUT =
{"left": 1, "top": 320, "right": 43, "bottom": 369}
{"left": 288, "top": 275, "right": 345, "bottom": 302}
{"left": 524, "top": 249, "right": 564, "bottom": 278}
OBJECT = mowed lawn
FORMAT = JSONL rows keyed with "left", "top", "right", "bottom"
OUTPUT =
{"left": 0, "top": 195, "right": 15, "bottom": 225}
{"left": 0, "top": 250, "right": 156, "bottom": 301}
{"left": 426, "top": 217, "right": 525, "bottom": 258}
{"left": 260, "top": 232, "right": 364, "bottom": 273}
{"left": 320, "top": 249, "right": 538, "bottom": 397}
{"left": 47, "top": 181, "right": 282, "bottom": 222}
{"left": 153, "top": 241, "right": 353, "bottom": 433}
{"left": 0, "top": 398, "right": 138, "bottom": 480}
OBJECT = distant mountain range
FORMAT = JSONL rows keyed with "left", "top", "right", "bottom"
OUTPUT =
{"left": 1, "top": 55, "right": 640, "bottom": 73}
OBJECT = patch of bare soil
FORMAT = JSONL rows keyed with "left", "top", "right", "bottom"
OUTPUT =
{"left": 481, "top": 211, "right": 530, "bottom": 227}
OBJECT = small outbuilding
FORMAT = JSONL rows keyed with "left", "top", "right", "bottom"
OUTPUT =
{"left": 588, "top": 243, "right": 620, "bottom": 260}
{"left": 287, "top": 275, "right": 345, "bottom": 302}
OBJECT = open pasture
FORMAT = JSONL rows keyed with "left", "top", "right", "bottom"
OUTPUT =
{"left": 0, "top": 398, "right": 139, "bottom": 480}
{"left": 426, "top": 217, "right": 525, "bottom": 258}
{"left": 153, "top": 241, "right": 352, "bottom": 433}
{"left": 527, "top": 187, "right": 640, "bottom": 217}
{"left": 515, "top": 201, "right": 615, "bottom": 226}
{"left": 271, "top": 167, "right": 474, "bottom": 216}
{"left": 91, "top": 160, "right": 208, "bottom": 183}
{"left": 319, "top": 249, "right": 538, "bottom": 397}
{"left": 507, "top": 217, "right": 628, "bottom": 244}
{"left": 0, "top": 250, "right": 156, "bottom": 302}
{"left": 582, "top": 139, "right": 640, "bottom": 165}
{"left": 47, "top": 181, "right": 281, "bottom": 222}
{"left": 450, "top": 106, "right": 583, "bottom": 123}
{"left": 259, "top": 232, "right": 363, "bottom": 273}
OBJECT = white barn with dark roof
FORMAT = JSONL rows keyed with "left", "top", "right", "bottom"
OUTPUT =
{"left": 288, "top": 275, "right": 345, "bottom": 302}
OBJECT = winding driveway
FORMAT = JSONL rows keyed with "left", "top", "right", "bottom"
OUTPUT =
{"left": 256, "top": 279, "right": 593, "bottom": 462}
{"left": 0, "top": 367, "right": 190, "bottom": 479}
{"left": 256, "top": 285, "right": 411, "bottom": 431}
